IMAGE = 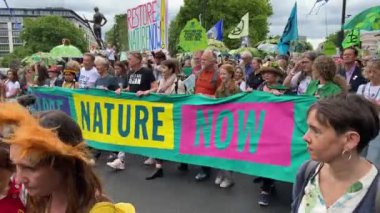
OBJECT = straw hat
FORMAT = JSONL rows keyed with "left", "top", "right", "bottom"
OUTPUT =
{"left": 258, "top": 61, "right": 286, "bottom": 77}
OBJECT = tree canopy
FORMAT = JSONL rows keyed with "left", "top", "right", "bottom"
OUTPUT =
{"left": 105, "top": 14, "right": 129, "bottom": 52}
{"left": 168, "top": 0, "right": 273, "bottom": 55}
{"left": 21, "top": 16, "right": 88, "bottom": 53}
{"left": 1, "top": 15, "right": 88, "bottom": 68}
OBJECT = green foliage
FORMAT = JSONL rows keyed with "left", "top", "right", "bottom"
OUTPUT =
{"left": 1, "top": 46, "right": 33, "bottom": 68}
{"left": 106, "top": 14, "right": 129, "bottom": 52}
{"left": 168, "top": 0, "right": 273, "bottom": 55}
{"left": 21, "top": 16, "right": 88, "bottom": 53}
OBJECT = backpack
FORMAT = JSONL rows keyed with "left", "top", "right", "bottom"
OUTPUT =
{"left": 174, "top": 78, "right": 187, "bottom": 94}
{"left": 302, "top": 160, "right": 380, "bottom": 212}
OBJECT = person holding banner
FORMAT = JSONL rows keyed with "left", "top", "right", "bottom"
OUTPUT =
{"left": 193, "top": 50, "right": 221, "bottom": 181}
{"left": 0, "top": 104, "right": 135, "bottom": 213}
{"left": 94, "top": 57, "right": 118, "bottom": 91}
{"left": 145, "top": 59, "right": 186, "bottom": 180}
{"left": 78, "top": 53, "right": 100, "bottom": 89}
{"left": 214, "top": 64, "right": 241, "bottom": 188}
{"left": 246, "top": 57, "right": 264, "bottom": 90}
{"left": 255, "top": 62, "right": 287, "bottom": 206}
{"left": 109, "top": 52, "right": 158, "bottom": 170}
{"left": 292, "top": 94, "right": 380, "bottom": 213}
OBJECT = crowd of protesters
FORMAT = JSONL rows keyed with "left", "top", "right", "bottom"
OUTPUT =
{"left": 0, "top": 44, "right": 380, "bottom": 212}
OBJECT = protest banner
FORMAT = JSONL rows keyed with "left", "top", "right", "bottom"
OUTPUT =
{"left": 29, "top": 87, "right": 315, "bottom": 183}
{"left": 178, "top": 19, "right": 208, "bottom": 52}
{"left": 127, "top": 0, "right": 168, "bottom": 51}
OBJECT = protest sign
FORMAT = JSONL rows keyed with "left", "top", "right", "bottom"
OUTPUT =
{"left": 127, "top": 0, "right": 168, "bottom": 51}
{"left": 29, "top": 87, "right": 315, "bottom": 183}
{"left": 178, "top": 19, "right": 208, "bottom": 52}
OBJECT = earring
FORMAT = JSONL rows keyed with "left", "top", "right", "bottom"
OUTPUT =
{"left": 342, "top": 150, "right": 352, "bottom": 161}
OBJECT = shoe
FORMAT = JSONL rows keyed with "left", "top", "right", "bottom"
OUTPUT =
{"left": 145, "top": 168, "right": 163, "bottom": 180}
{"left": 195, "top": 172, "right": 209, "bottom": 181}
{"left": 220, "top": 179, "right": 234, "bottom": 188}
{"left": 253, "top": 177, "right": 263, "bottom": 183}
{"left": 177, "top": 163, "right": 189, "bottom": 171}
{"left": 107, "top": 153, "right": 117, "bottom": 162}
{"left": 214, "top": 175, "right": 223, "bottom": 185}
{"left": 144, "top": 157, "right": 156, "bottom": 165}
{"left": 258, "top": 191, "right": 270, "bottom": 206}
{"left": 106, "top": 158, "right": 125, "bottom": 170}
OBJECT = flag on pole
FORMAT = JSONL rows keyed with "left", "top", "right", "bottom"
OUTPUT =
{"left": 228, "top": 13, "right": 249, "bottom": 39}
{"left": 207, "top": 20, "right": 223, "bottom": 41}
{"left": 342, "top": 29, "right": 361, "bottom": 49}
{"left": 278, "top": 3, "right": 298, "bottom": 55}
{"left": 308, "top": 0, "right": 329, "bottom": 15}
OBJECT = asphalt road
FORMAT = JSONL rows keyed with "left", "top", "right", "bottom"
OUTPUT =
{"left": 95, "top": 152, "right": 293, "bottom": 213}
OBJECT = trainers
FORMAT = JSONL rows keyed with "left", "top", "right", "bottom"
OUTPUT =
{"left": 107, "top": 153, "right": 117, "bottom": 162}
{"left": 144, "top": 157, "right": 156, "bottom": 165}
{"left": 195, "top": 172, "right": 209, "bottom": 181}
{"left": 214, "top": 175, "right": 223, "bottom": 185}
{"left": 220, "top": 179, "right": 234, "bottom": 188}
{"left": 107, "top": 158, "right": 125, "bottom": 170}
{"left": 258, "top": 191, "right": 270, "bottom": 206}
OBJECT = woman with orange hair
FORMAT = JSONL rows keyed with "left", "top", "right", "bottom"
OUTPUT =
{"left": 0, "top": 103, "right": 135, "bottom": 213}
{"left": 213, "top": 64, "right": 241, "bottom": 188}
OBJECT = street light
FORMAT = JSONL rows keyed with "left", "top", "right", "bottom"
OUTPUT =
{"left": 338, "top": 0, "right": 347, "bottom": 53}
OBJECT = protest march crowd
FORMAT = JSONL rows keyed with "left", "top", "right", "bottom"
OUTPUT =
{"left": 0, "top": 0, "right": 380, "bottom": 211}
{"left": 0, "top": 43, "right": 380, "bottom": 212}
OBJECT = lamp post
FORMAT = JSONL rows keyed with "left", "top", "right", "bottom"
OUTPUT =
{"left": 338, "top": 0, "right": 347, "bottom": 53}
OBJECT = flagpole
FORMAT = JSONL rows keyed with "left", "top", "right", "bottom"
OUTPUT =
{"left": 338, "top": 0, "right": 347, "bottom": 52}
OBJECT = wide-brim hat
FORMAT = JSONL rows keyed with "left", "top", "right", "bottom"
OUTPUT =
{"left": 258, "top": 66, "right": 285, "bottom": 77}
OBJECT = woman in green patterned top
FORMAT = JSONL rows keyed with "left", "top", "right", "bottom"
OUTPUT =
{"left": 304, "top": 56, "right": 347, "bottom": 98}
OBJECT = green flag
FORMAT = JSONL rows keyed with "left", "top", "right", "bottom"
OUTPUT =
{"left": 228, "top": 13, "right": 249, "bottom": 39}
{"left": 342, "top": 29, "right": 360, "bottom": 49}
{"left": 178, "top": 19, "right": 208, "bottom": 52}
{"left": 343, "top": 6, "right": 380, "bottom": 31}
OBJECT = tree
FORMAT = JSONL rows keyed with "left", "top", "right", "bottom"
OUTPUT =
{"left": 168, "top": 0, "right": 273, "bottom": 55}
{"left": 105, "top": 14, "right": 129, "bottom": 52}
{"left": 1, "top": 46, "right": 33, "bottom": 68}
{"left": 21, "top": 16, "right": 88, "bottom": 53}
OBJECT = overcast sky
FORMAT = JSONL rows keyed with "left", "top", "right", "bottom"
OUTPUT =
{"left": 4, "top": 0, "right": 380, "bottom": 47}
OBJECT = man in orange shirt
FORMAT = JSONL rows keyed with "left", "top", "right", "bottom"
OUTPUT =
{"left": 194, "top": 50, "right": 221, "bottom": 97}
{"left": 193, "top": 50, "right": 221, "bottom": 181}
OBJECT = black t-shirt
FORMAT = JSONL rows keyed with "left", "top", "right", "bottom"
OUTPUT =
{"left": 95, "top": 74, "right": 119, "bottom": 91}
{"left": 247, "top": 72, "right": 264, "bottom": 90}
{"left": 128, "top": 67, "right": 156, "bottom": 93}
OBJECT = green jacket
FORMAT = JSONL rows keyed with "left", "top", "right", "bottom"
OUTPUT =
{"left": 304, "top": 80, "right": 342, "bottom": 98}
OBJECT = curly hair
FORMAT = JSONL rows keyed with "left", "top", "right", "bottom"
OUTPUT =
{"left": 312, "top": 55, "right": 347, "bottom": 92}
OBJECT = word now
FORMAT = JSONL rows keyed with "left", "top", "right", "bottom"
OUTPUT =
{"left": 180, "top": 102, "right": 295, "bottom": 166}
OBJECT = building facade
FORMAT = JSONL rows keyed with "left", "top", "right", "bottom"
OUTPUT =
{"left": 0, "top": 7, "right": 96, "bottom": 57}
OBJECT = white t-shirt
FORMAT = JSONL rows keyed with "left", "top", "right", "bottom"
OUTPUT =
{"left": 78, "top": 67, "right": 100, "bottom": 89}
{"left": 106, "top": 48, "right": 115, "bottom": 61}
{"left": 290, "top": 72, "right": 312, "bottom": 95}
{"left": 357, "top": 82, "right": 380, "bottom": 102}
{"left": 5, "top": 80, "right": 20, "bottom": 98}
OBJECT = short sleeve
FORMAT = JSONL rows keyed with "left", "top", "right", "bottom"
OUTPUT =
{"left": 146, "top": 69, "right": 156, "bottom": 84}
{"left": 290, "top": 72, "right": 302, "bottom": 89}
{"left": 14, "top": 81, "right": 20, "bottom": 89}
